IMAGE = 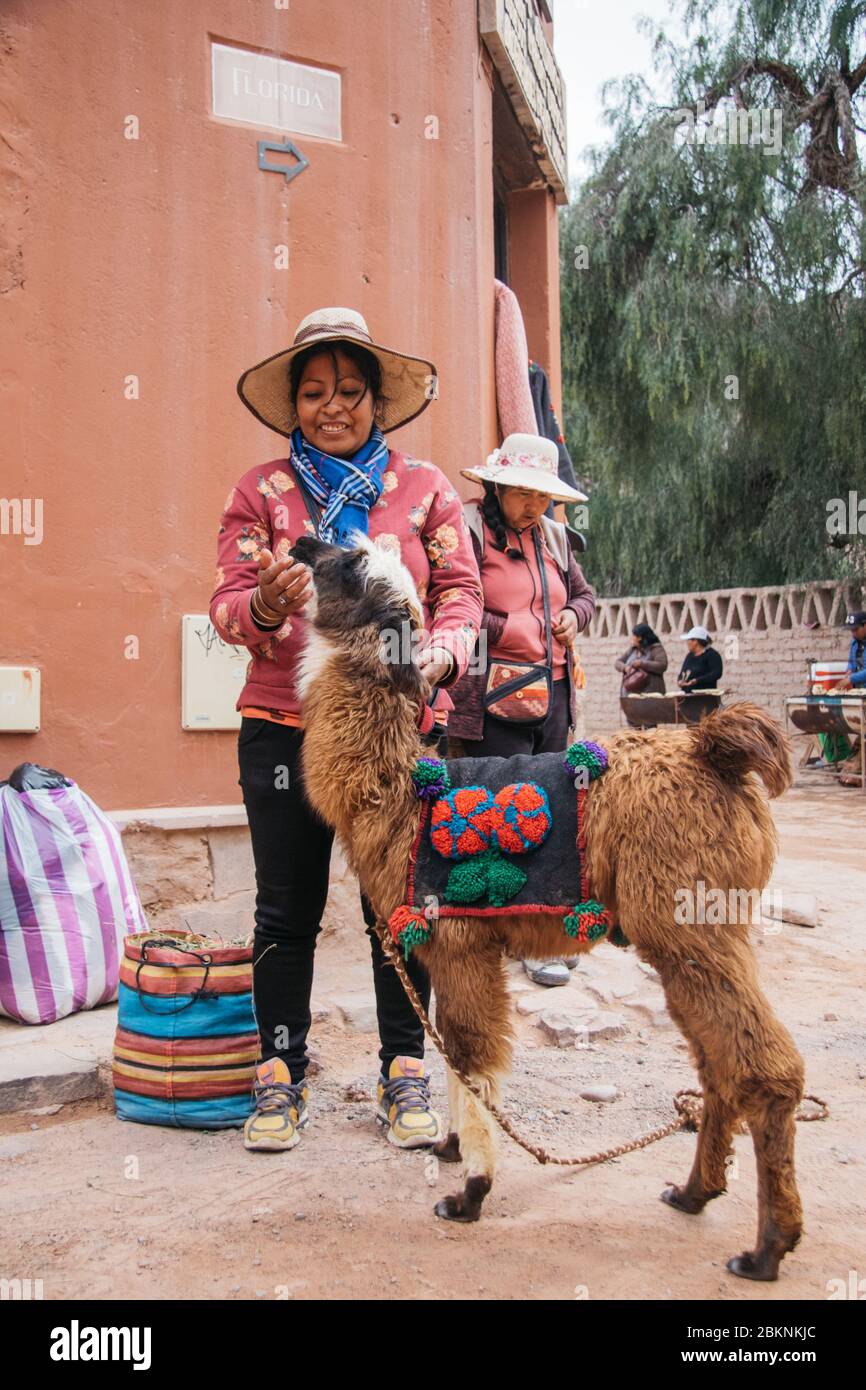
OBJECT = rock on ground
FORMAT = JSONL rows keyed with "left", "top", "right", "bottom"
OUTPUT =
{"left": 580, "top": 1084, "right": 619, "bottom": 1103}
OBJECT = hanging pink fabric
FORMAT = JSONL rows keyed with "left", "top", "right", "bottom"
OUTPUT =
{"left": 494, "top": 278, "right": 537, "bottom": 438}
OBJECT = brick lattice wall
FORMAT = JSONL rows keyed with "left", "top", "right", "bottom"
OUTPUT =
{"left": 577, "top": 579, "right": 865, "bottom": 736}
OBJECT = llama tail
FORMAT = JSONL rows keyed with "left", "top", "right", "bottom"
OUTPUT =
{"left": 689, "top": 701, "right": 793, "bottom": 799}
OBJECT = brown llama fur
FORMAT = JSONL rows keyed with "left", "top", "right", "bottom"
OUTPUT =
{"left": 292, "top": 534, "right": 805, "bottom": 1281}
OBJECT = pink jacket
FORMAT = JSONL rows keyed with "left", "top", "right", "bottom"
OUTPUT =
{"left": 209, "top": 451, "right": 484, "bottom": 721}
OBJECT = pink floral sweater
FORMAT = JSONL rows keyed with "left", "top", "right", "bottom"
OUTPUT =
{"left": 209, "top": 451, "right": 484, "bottom": 723}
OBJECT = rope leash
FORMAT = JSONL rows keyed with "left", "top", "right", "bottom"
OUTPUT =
{"left": 374, "top": 919, "right": 829, "bottom": 1167}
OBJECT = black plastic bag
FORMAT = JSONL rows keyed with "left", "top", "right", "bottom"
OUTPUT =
{"left": 2, "top": 762, "right": 74, "bottom": 792}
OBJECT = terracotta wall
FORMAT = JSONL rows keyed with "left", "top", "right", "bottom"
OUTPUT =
{"left": 507, "top": 186, "right": 563, "bottom": 410}
{"left": 0, "top": 0, "right": 533, "bottom": 809}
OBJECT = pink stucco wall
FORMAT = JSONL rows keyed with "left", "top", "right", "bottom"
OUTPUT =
{"left": 1, "top": 0, "right": 561, "bottom": 809}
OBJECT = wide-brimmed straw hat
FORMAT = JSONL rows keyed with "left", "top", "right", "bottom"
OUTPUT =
{"left": 461, "top": 433, "right": 588, "bottom": 503}
{"left": 236, "top": 307, "right": 437, "bottom": 437}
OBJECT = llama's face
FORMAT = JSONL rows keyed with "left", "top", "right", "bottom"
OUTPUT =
{"left": 291, "top": 532, "right": 427, "bottom": 704}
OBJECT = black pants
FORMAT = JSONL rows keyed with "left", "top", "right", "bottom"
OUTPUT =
{"left": 457, "top": 674, "right": 571, "bottom": 758}
{"left": 238, "top": 717, "right": 431, "bottom": 1083}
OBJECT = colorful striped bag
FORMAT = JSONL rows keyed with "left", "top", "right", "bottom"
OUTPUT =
{"left": 0, "top": 781, "right": 148, "bottom": 1025}
{"left": 113, "top": 931, "right": 258, "bottom": 1129}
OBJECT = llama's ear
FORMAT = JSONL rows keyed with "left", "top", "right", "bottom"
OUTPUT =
{"left": 290, "top": 536, "right": 330, "bottom": 568}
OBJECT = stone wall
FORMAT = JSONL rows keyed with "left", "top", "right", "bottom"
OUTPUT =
{"left": 577, "top": 579, "right": 865, "bottom": 736}
{"left": 119, "top": 824, "right": 361, "bottom": 942}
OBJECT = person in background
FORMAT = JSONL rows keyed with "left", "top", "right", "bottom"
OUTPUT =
{"left": 831, "top": 610, "right": 866, "bottom": 786}
{"left": 677, "top": 625, "right": 723, "bottom": 722}
{"left": 833, "top": 611, "right": 866, "bottom": 693}
{"left": 614, "top": 623, "right": 668, "bottom": 726}
{"left": 448, "top": 433, "right": 595, "bottom": 987}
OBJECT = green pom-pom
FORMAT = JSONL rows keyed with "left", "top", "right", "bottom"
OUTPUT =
{"left": 485, "top": 855, "right": 527, "bottom": 906}
{"left": 564, "top": 740, "right": 607, "bottom": 783}
{"left": 445, "top": 848, "right": 526, "bottom": 906}
{"left": 563, "top": 899, "right": 611, "bottom": 942}
{"left": 388, "top": 904, "right": 433, "bottom": 959}
{"left": 411, "top": 757, "right": 451, "bottom": 799}
{"left": 398, "top": 920, "right": 433, "bottom": 959}
{"left": 446, "top": 856, "right": 492, "bottom": 904}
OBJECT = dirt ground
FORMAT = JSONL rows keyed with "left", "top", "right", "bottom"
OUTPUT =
{"left": 1, "top": 772, "right": 864, "bottom": 1302}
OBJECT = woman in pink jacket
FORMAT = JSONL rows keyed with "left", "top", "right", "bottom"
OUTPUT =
{"left": 210, "top": 308, "right": 482, "bottom": 1155}
{"left": 448, "top": 433, "right": 596, "bottom": 987}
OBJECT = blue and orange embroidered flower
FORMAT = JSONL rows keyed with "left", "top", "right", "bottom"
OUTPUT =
{"left": 429, "top": 781, "right": 552, "bottom": 906}
{"left": 430, "top": 782, "right": 551, "bottom": 860}
{"left": 493, "top": 782, "right": 552, "bottom": 853}
{"left": 431, "top": 786, "right": 499, "bottom": 859}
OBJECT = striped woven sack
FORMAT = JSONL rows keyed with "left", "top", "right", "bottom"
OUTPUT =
{"left": 113, "top": 931, "right": 258, "bottom": 1129}
{"left": 0, "top": 781, "right": 148, "bottom": 1025}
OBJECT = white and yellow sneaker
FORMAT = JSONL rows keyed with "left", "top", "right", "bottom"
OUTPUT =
{"left": 376, "top": 1056, "right": 442, "bottom": 1149}
{"left": 244, "top": 1058, "right": 308, "bottom": 1152}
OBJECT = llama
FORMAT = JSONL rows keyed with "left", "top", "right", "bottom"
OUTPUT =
{"left": 291, "top": 533, "right": 805, "bottom": 1282}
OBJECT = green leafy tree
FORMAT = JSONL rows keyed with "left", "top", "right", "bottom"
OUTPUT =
{"left": 561, "top": 0, "right": 866, "bottom": 596}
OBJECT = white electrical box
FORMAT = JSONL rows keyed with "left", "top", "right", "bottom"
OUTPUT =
{"left": 181, "top": 616, "right": 248, "bottom": 730}
{"left": 0, "top": 667, "right": 41, "bottom": 731}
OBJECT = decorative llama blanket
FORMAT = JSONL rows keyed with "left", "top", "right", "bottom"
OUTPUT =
{"left": 387, "top": 742, "right": 624, "bottom": 957}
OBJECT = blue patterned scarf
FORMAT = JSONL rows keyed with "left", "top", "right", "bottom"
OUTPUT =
{"left": 290, "top": 425, "right": 388, "bottom": 547}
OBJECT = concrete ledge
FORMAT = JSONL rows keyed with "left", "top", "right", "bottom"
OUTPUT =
{"left": 108, "top": 804, "right": 248, "bottom": 832}
{"left": 0, "top": 1006, "right": 117, "bottom": 1115}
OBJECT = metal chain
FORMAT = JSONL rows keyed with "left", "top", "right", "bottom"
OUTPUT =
{"left": 375, "top": 920, "right": 828, "bottom": 1167}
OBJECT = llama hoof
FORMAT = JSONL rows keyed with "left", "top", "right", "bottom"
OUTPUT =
{"left": 726, "top": 1251, "right": 780, "bottom": 1282}
{"left": 434, "top": 1175, "right": 491, "bottom": 1223}
{"left": 434, "top": 1194, "right": 480, "bottom": 1223}
{"left": 660, "top": 1184, "right": 706, "bottom": 1215}
{"left": 433, "top": 1131, "right": 462, "bottom": 1164}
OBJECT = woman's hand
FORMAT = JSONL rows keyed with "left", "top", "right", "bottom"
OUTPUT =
{"left": 257, "top": 549, "right": 313, "bottom": 617}
{"left": 417, "top": 644, "right": 454, "bottom": 686}
{"left": 552, "top": 608, "right": 578, "bottom": 645}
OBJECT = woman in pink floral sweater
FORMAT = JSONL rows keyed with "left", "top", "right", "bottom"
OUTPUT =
{"left": 210, "top": 308, "right": 482, "bottom": 1156}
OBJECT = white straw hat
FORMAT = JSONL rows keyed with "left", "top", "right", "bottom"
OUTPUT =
{"left": 237, "top": 307, "right": 437, "bottom": 437}
{"left": 461, "top": 432, "right": 588, "bottom": 503}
